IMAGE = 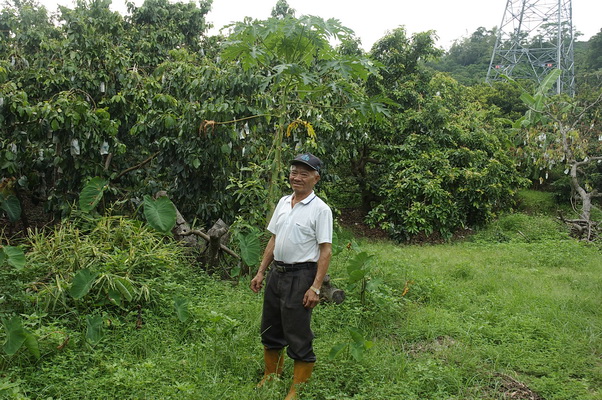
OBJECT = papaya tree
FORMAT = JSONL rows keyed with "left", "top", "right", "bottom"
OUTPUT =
{"left": 221, "top": 11, "right": 386, "bottom": 211}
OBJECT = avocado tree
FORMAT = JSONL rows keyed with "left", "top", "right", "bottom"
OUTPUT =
{"left": 327, "top": 27, "right": 526, "bottom": 240}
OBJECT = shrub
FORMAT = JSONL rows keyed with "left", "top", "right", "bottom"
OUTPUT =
{"left": 365, "top": 75, "right": 528, "bottom": 241}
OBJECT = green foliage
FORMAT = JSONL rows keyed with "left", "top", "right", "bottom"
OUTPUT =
{"left": 79, "top": 177, "right": 108, "bottom": 212}
{"left": 85, "top": 314, "right": 104, "bottom": 345}
{"left": 1, "top": 316, "right": 39, "bottom": 359}
{"left": 0, "top": 193, "right": 21, "bottom": 222}
{"left": 226, "top": 163, "right": 272, "bottom": 230}
{"left": 142, "top": 195, "right": 176, "bottom": 234}
{"left": 515, "top": 68, "right": 563, "bottom": 127}
{"left": 173, "top": 296, "right": 191, "bottom": 323}
{"left": 364, "top": 74, "right": 527, "bottom": 240}
{"left": 20, "top": 214, "right": 184, "bottom": 314}
{"left": 69, "top": 269, "right": 99, "bottom": 299}
{"left": 329, "top": 327, "right": 374, "bottom": 361}
{"left": 0, "top": 246, "right": 25, "bottom": 270}
{"left": 584, "top": 29, "right": 602, "bottom": 71}
{"left": 429, "top": 27, "right": 497, "bottom": 85}
{"left": 509, "top": 68, "right": 602, "bottom": 235}
{"left": 222, "top": 13, "right": 386, "bottom": 210}
{"left": 236, "top": 230, "right": 261, "bottom": 268}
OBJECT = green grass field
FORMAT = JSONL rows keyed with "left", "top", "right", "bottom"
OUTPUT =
{"left": 1, "top": 212, "right": 601, "bottom": 399}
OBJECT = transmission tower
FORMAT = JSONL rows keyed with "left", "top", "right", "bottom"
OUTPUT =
{"left": 486, "top": 0, "right": 575, "bottom": 96}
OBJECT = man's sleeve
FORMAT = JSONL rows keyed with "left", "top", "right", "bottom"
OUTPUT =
{"left": 316, "top": 207, "right": 333, "bottom": 244}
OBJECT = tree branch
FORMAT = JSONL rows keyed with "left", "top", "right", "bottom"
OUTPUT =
{"left": 114, "top": 152, "right": 159, "bottom": 181}
{"left": 575, "top": 156, "right": 602, "bottom": 167}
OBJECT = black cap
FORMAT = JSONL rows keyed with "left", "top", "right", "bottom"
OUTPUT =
{"left": 291, "top": 153, "right": 322, "bottom": 172}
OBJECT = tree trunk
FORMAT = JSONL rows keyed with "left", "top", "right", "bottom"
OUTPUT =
{"left": 206, "top": 219, "right": 230, "bottom": 273}
{"left": 570, "top": 162, "right": 592, "bottom": 222}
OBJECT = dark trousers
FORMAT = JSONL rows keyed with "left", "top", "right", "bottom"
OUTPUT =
{"left": 260, "top": 265, "right": 317, "bottom": 362}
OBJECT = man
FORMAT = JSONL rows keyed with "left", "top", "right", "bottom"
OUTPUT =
{"left": 250, "top": 153, "right": 333, "bottom": 400}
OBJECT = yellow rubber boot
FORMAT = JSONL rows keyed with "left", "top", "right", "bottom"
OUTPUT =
{"left": 256, "top": 348, "right": 285, "bottom": 388}
{"left": 284, "top": 360, "right": 314, "bottom": 400}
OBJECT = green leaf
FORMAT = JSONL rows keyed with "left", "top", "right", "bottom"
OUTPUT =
{"left": 107, "top": 288, "right": 121, "bottom": 306}
{"left": 23, "top": 331, "right": 40, "bottom": 359}
{"left": 348, "top": 269, "right": 368, "bottom": 284}
{"left": 538, "top": 69, "right": 562, "bottom": 95}
{"left": 238, "top": 232, "right": 261, "bottom": 267}
{"left": 519, "top": 92, "right": 536, "bottom": 107}
{"left": 2, "top": 317, "right": 26, "bottom": 356}
{"left": 143, "top": 195, "right": 176, "bottom": 234}
{"left": 174, "top": 296, "right": 191, "bottom": 322}
{"left": 164, "top": 114, "right": 176, "bottom": 129}
{"left": 349, "top": 327, "right": 365, "bottom": 345}
{"left": 3, "top": 246, "right": 26, "bottom": 270}
{"left": 328, "top": 342, "right": 347, "bottom": 361}
{"left": 347, "top": 251, "right": 373, "bottom": 275}
{"left": 366, "top": 278, "right": 383, "bottom": 292}
{"left": 350, "top": 341, "right": 366, "bottom": 361}
{"left": 69, "top": 269, "right": 98, "bottom": 299}
{"left": 0, "top": 194, "right": 21, "bottom": 222}
{"left": 79, "top": 177, "right": 108, "bottom": 212}
{"left": 220, "top": 144, "right": 231, "bottom": 155}
{"left": 114, "top": 277, "right": 134, "bottom": 302}
{"left": 86, "top": 315, "right": 104, "bottom": 345}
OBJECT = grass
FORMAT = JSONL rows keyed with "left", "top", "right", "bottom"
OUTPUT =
{"left": 516, "top": 189, "right": 558, "bottom": 215}
{"left": 1, "top": 212, "right": 601, "bottom": 399}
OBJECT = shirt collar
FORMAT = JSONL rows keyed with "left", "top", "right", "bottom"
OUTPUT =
{"left": 286, "top": 191, "right": 316, "bottom": 205}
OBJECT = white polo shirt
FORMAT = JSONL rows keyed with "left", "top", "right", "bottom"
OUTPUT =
{"left": 267, "top": 191, "right": 333, "bottom": 264}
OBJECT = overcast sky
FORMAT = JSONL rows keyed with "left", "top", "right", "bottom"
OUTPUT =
{"left": 38, "top": 0, "right": 602, "bottom": 50}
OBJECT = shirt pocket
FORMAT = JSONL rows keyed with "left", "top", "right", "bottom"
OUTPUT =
{"left": 291, "top": 222, "right": 314, "bottom": 244}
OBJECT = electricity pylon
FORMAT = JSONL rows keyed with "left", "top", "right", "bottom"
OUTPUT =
{"left": 486, "top": 0, "right": 575, "bottom": 96}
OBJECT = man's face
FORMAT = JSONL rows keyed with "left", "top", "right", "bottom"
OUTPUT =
{"left": 289, "top": 164, "right": 320, "bottom": 195}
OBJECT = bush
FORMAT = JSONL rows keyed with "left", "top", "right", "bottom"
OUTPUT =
{"left": 364, "top": 75, "right": 528, "bottom": 241}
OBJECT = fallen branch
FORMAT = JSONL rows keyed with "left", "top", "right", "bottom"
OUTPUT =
{"left": 178, "top": 229, "right": 240, "bottom": 259}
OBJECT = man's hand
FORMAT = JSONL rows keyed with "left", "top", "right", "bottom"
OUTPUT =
{"left": 250, "top": 271, "right": 265, "bottom": 293}
{"left": 303, "top": 288, "right": 320, "bottom": 309}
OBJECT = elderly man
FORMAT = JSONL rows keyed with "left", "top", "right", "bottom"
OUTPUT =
{"left": 250, "top": 153, "right": 333, "bottom": 399}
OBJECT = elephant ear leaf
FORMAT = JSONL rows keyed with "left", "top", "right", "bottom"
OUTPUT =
{"left": 69, "top": 269, "right": 98, "bottom": 299}
{"left": 0, "top": 194, "right": 21, "bottom": 222}
{"left": 86, "top": 315, "right": 104, "bottom": 345}
{"left": 3, "top": 246, "right": 26, "bottom": 270}
{"left": 238, "top": 231, "right": 261, "bottom": 267}
{"left": 23, "top": 331, "right": 40, "bottom": 359}
{"left": 174, "top": 296, "right": 191, "bottom": 322}
{"left": 2, "top": 317, "right": 26, "bottom": 356}
{"left": 328, "top": 342, "right": 347, "bottom": 361}
{"left": 79, "top": 177, "right": 108, "bottom": 212}
{"left": 143, "top": 195, "right": 176, "bottom": 234}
